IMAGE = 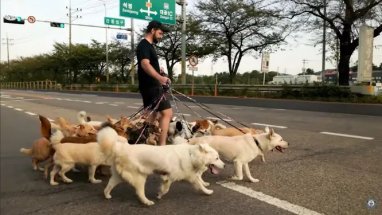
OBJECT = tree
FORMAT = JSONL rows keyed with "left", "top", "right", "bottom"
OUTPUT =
{"left": 194, "top": 0, "right": 292, "bottom": 83}
{"left": 155, "top": 16, "right": 214, "bottom": 80}
{"left": 109, "top": 40, "right": 132, "bottom": 83}
{"left": 287, "top": 0, "right": 382, "bottom": 85}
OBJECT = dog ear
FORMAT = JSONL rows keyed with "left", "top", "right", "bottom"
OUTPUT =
{"left": 211, "top": 119, "right": 218, "bottom": 124}
{"left": 198, "top": 143, "right": 209, "bottom": 153}
{"left": 86, "top": 116, "right": 92, "bottom": 122}
{"left": 176, "top": 121, "right": 183, "bottom": 132}
{"left": 265, "top": 126, "right": 270, "bottom": 133}
{"left": 192, "top": 124, "right": 200, "bottom": 133}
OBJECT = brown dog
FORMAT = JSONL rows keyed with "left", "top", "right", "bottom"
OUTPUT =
{"left": 20, "top": 115, "right": 54, "bottom": 171}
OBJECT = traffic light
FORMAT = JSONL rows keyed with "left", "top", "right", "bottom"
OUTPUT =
{"left": 3, "top": 15, "right": 25, "bottom": 24}
{"left": 50, "top": 22, "right": 65, "bottom": 28}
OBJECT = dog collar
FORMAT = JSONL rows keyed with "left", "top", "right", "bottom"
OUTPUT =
{"left": 254, "top": 138, "right": 263, "bottom": 152}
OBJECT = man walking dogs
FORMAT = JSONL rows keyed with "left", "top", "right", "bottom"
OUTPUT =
{"left": 136, "top": 20, "right": 172, "bottom": 146}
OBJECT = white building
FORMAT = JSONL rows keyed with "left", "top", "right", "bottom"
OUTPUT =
{"left": 270, "top": 75, "right": 321, "bottom": 85}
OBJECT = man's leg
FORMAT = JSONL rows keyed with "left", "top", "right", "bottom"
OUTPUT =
{"left": 158, "top": 108, "right": 172, "bottom": 145}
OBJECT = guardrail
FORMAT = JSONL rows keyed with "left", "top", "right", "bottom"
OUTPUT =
{"left": 0, "top": 81, "right": 59, "bottom": 90}
{"left": 0, "top": 81, "right": 350, "bottom": 96}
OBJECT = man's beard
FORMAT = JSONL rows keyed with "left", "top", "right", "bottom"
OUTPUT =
{"left": 153, "top": 35, "right": 160, "bottom": 44}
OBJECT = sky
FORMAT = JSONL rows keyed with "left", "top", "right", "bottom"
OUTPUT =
{"left": 1, "top": 0, "right": 382, "bottom": 77}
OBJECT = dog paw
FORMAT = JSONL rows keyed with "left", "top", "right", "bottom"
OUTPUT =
{"left": 50, "top": 181, "right": 59, "bottom": 186}
{"left": 38, "top": 167, "right": 45, "bottom": 172}
{"left": 63, "top": 178, "right": 73, "bottom": 183}
{"left": 90, "top": 179, "right": 102, "bottom": 184}
{"left": 104, "top": 194, "right": 112, "bottom": 199}
{"left": 249, "top": 178, "right": 260, "bottom": 183}
{"left": 230, "top": 176, "right": 243, "bottom": 181}
{"left": 156, "top": 194, "right": 162, "bottom": 200}
{"left": 143, "top": 200, "right": 155, "bottom": 206}
{"left": 204, "top": 189, "right": 214, "bottom": 195}
{"left": 203, "top": 182, "right": 210, "bottom": 187}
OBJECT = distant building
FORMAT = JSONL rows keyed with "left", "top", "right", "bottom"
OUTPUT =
{"left": 270, "top": 75, "right": 321, "bottom": 85}
{"left": 322, "top": 69, "right": 382, "bottom": 85}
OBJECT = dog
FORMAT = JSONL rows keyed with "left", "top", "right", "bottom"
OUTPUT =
{"left": 20, "top": 115, "right": 54, "bottom": 172}
{"left": 99, "top": 127, "right": 225, "bottom": 206}
{"left": 48, "top": 128, "right": 127, "bottom": 186}
{"left": 168, "top": 118, "right": 193, "bottom": 143}
{"left": 211, "top": 127, "right": 263, "bottom": 136}
{"left": 56, "top": 117, "right": 97, "bottom": 137}
{"left": 190, "top": 119, "right": 226, "bottom": 136}
{"left": 188, "top": 127, "right": 288, "bottom": 183}
{"left": 77, "top": 111, "right": 104, "bottom": 129}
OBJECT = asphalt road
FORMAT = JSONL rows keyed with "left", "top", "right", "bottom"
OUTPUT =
{"left": 0, "top": 90, "right": 381, "bottom": 215}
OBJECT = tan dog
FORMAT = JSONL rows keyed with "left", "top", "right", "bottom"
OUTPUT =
{"left": 49, "top": 127, "right": 127, "bottom": 186}
{"left": 55, "top": 117, "right": 97, "bottom": 137}
{"left": 20, "top": 115, "right": 54, "bottom": 171}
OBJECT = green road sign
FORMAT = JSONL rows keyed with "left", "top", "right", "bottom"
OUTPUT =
{"left": 120, "top": 0, "right": 176, "bottom": 25}
{"left": 104, "top": 17, "right": 125, "bottom": 27}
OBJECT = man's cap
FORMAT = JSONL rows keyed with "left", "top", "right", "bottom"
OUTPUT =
{"left": 146, "top": 20, "right": 170, "bottom": 33}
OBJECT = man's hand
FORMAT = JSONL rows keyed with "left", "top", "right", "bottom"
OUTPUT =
{"left": 159, "top": 76, "right": 171, "bottom": 85}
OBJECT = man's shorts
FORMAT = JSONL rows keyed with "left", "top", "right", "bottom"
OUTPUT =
{"left": 140, "top": 87, "right": 171, "bottom": 112}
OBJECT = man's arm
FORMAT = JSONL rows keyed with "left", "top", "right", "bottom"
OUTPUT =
{"left": 141, "top": 59, "right": 170, "bottom": 85}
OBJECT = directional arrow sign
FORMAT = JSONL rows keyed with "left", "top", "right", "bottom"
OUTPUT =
{"left": 120, "top": 0, "right": 176, "bottom": 25}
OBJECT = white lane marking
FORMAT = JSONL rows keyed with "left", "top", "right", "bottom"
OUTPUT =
{"left": 179, "top": 113, "right": 191, "bottom": 116}
{"left": 109, "top": 104, "right": 118, "bottom": 106}
{"left": 25, "top": 112, "right": 37, "bottom": 116}
{"left": 15, "top": 108, "right": 23, "bottom": 111}
{"left": 218, "top": 181, "right": 324, "bottom": 215}
{"left": 207, "top": 116, "right": 232, "bottom": 122}
{"left": 82, "top": 101, "right": 92, "bottom": 103}
{"left": 188, "top": 105, "right": 199, "bottom": 108}
{"left": 7, "top": 106, "right": 14, "bottom": 108}
{"left": 47, "top": 118, "right": 54, "bottom": 122}
{"left": 127, "top": 106, "right": 140, "bottom": 109}
{"left": 114, "top": 102, "right": 125, "bottom": 104}
{"left": 55, "top": 98, "right": 62, "bottom": 100}
{"left": 251, "top": 123, "right": 287, "bottom": 129}
{"left": 1, "top": 104, "right": 5, "bottom": 106}
{"left": 96, "top": 102, "right": 106, "bottom": 104}
{"left": 274, "top": 108, "right": 286, "bottom": 111}
{"left": 320, "top": 132, "right": 374, "bottom": 140}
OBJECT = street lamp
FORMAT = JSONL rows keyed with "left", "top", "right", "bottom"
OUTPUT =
{"left": 98, "top": 0, "right": 109, "bottom": 83}
{"left": 176, "top": 0, "right": 187, "bottom": 84}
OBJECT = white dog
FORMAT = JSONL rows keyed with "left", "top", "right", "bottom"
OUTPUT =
{"left": 188, "top": 127, "right": 289, "bottom": 183}
{"left": 98, "top": 127, "right": 225, "bottom": 206}
{"left": 77, "top": 110, "right": 103, "bottom": 128}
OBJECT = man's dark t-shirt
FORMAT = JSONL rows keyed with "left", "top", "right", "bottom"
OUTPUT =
{"left": 136, "top": 39, "right": 161, "bottom": 91}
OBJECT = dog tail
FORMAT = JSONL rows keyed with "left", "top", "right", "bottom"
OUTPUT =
{"left": 97, "top": 126, "right": 119, "bottom": 155}
{"left": 20, "top": 148, "right": 32, "bottom": 156}
{"left": 39, "top": 115, "right": 52, "bottom": 139}
{"left": 50, "top": 130, "right": 64, "bottom": 147}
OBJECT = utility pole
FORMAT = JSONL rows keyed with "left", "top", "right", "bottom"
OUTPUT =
{"left": 2, "top": 35, "right": 14, "bottom": 69}
{"left": 322, "top": 0, "right": 327, "bottom": 84}
{"left": 66, "top": 0, "right": 82, "bottom": 82}
{"left": 302, "top": 59, "right": 309, "bottom": 75}
{"left": 130, "top": 18, "right": 135, "bottom": 85}
{"left": 66, "top": 0, "right": 82, "bottom": 51}
{"left": 177, "top": 0, "right": 187, "bottom": 84}
{"left": 98, "top": 0, "right": 109, "bottom": 83}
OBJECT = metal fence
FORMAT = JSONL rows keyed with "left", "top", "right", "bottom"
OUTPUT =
{"left": 0, "top": 81, "right": 350, "bottom": 96}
